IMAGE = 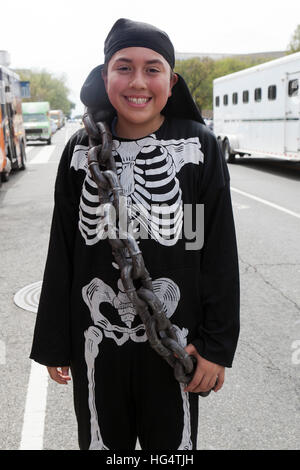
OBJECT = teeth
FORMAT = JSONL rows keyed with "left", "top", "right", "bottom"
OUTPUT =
{"left": 127, "top": 97, "right": 150, "bottom": 104}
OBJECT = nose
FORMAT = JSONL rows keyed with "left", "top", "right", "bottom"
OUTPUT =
{"left": 129, "top": 70, "right": 147, "bottom": 89}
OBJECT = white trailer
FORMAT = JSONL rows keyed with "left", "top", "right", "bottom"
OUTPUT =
{"left": 213, "top": 52, "right": 300, "bottom": 162}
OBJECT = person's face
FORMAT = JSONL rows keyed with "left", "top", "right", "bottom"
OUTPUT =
{"left": 102, "top": 47, "right": 177, "bottom": 134}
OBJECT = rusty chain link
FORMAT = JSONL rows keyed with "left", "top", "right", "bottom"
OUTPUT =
{"left": 82, "top": 109, "right": 211, "bottom": 397}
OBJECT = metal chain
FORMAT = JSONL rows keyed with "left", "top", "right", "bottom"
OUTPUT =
{"left": 82, "top": 109, "right": 211, "bottom": 397}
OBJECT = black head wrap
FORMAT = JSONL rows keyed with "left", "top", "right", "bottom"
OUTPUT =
{"left": 104, "top": 18, "right": 175, "bottom": 69}
{"left": 80, "top": 18, "right": 205, "bottom": 125}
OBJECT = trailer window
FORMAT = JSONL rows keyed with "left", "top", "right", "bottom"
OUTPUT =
{"left": 268, "top": 85, "right": 276, "bottom": 100}
{"left": 254, "top": 88, "right": 262, "bottom": 102}
{"left": 223, "top": 94, "right": 228, "bottom": 105}
{"left": 215, "top": 96, "right": 220, "bottom": 107}
{"left": 232, "top": 92, "right": 238, "bottom": 105}
{"left": 242, "top": 90, "right": 249, "bottom": 103}
{"left": 288, "top": 79, "right": 298, "bottom": 97}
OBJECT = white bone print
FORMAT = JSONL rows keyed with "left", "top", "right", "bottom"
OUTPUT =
{"left": 82, "top": 276, "right": 192, "bottom": 450}
{"left": 72, "top": 135, "right": 203, "bottom": 246}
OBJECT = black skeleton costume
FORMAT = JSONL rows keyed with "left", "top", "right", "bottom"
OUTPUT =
{"left": 30, "top": 19, "right": 240, "bottom": 450}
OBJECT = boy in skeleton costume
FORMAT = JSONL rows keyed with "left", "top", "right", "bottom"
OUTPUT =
{"left": 30, "top": 19, "right": 240, "bottom": 450}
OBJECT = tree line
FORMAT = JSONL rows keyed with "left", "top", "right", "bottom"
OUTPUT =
{"left": 14, "top": 69, "right": 75, "bottom": 117}
{"left": 175, "top": 23, "right": 300, "bottom": 113}
{"left": 14, "top": 24, "right": 300, "bottom": 116}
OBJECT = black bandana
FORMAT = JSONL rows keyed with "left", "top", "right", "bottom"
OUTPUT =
{"left": 80, "top": 18, "right": 205, "bottom": 125}
{"left": 104, "top": 18, "right": 175, "bottom": 69}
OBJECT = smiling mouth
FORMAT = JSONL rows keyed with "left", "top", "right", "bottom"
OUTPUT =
{"left": 125, "top": 96, "right": 152, "bottom": 105}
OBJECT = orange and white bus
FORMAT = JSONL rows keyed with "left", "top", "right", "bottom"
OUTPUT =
{"left": 0, "top": 64, "right": 26, "bottom": 184}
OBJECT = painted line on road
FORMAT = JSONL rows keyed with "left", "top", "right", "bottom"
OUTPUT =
{"left": 19, "top": 360, "right": 48, "bottom": 450}
{"left": 28, "top": 145, "right": 55, "bottom": 164}
{"left": 64, "top": 127, "right": 70, "bottom": 145}
{"left": 25, "top": 146, "right": 36, "bottom": 157}
{"left": 231, "top": 187, "right": 300, "bottom": 220}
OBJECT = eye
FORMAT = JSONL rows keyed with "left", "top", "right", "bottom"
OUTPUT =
{"left": 147, "top": 68, "right": 160, "bottom": 74}
{"left": 116, "top": 65, "right": 131, "bottom": 72}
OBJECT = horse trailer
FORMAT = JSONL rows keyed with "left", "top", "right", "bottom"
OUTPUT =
{"left": 213, "top": 52, "right": 300, "bottom": 162}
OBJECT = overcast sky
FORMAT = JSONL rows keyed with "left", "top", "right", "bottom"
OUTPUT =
{"left": 1, "top": 0, "right": 299, "bottom": 114}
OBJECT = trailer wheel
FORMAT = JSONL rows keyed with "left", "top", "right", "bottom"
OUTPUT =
{"left": 223, "top": 139, "right": 236, "bottom": 163}
{"left": 217, "top": 137, "right": 223, "bottom": 152}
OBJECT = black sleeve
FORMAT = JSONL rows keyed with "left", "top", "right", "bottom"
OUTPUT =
{"left": 191, "top": 130, "right": 240, "bottom": 367}
{"left": 29, "top": 135, "right": 80, "bottom": 366}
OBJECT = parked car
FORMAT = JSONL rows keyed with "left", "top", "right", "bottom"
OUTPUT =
{"left": 204, "top": 118, "right": 214, "bottom": 131}
{"left": 50, "top": 119, "right": 57, "bottom": 134}
{"left": 49, "top": 109, "right": 65, "bottom": 129}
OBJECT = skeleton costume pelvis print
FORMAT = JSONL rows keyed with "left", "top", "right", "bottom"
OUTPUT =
{"left": 70, "top": 127, "right": 204, "bottom": 450}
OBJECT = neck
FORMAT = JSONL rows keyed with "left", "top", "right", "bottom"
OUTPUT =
{"left": 115, "top": 114, "right": 165, "bottom": 139}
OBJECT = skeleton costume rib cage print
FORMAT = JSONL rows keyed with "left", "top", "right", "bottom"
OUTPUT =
{"left": 30, "top": 117, "right": 240, "bottom": 450}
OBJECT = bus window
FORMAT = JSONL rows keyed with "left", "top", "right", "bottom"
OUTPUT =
{"left": 268, "top": 85, "right": 276, "bottom": 100}
{"left": 288, "top": 79, "right": 298, "bottom": 97}
{"left": 242, "top": 90, "right": 249, "bottom": 103}
{"left": 254, "top": 88, "right": 262, "bottom": 102}
{"left": 223, "top": 94, "right": 228, "bottom": 105}
{"left": 215, "top": 96, "right": 220, "bottom": 107}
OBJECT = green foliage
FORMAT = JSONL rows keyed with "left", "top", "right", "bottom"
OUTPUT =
{"left": 14, "top": 69, "right": 75, "bottom": 116}
{"left": 174, "top": 56, "right": 273, "bottom": 111}
{"left": 286, "top": 24, "right": 300, "bottom": 54}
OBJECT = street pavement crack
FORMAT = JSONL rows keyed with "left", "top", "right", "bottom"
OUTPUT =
{"left": 239, "top": 256, "right": 300, "bottom": 314}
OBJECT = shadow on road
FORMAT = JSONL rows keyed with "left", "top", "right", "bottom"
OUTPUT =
{"left": 230, "top": 156, "right": 300, "bottom": 181}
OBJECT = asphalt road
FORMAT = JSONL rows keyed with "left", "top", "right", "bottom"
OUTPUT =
{"left": 0, "top": 124, "right": 299, "bottom": 450}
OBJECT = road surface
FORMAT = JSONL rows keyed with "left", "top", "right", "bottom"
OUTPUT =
{"left": 0, "top": 124, "right": 299, "bottom": 450}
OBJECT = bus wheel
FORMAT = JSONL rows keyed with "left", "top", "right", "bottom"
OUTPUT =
{"left": 20, "top": 141, "right": 26, "bottom": 170}
{"left": 47, "top": 137, "right": 52, "bottom": 145}
{"left": 1, "top": 170, "right": 9, "bottom": 182}
{"left": 223, "top": 139, "right": 235, "bottom": 163}
{"left": 1, "top": 149, "right": 11, "bottom": 181}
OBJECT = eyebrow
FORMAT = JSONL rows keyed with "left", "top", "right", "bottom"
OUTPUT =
{"left": 113, "top": 57, "right": 165, "bottom": 66}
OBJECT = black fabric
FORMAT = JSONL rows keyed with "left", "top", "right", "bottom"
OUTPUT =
{"left": 30, "top": 117, "right": 239, "bottom": 368}
{"left": 71, "top": 342, "right": 199, "bottom": 450}
{"left": 30, "top": 117, "right": 240, "bottom": 450}
{"left": 104, "top": 18, "right": 175, "bottom": 69}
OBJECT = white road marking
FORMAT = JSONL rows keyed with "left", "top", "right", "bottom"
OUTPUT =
{"left": 0, "top": 340, "right": 5, "bottom": 365}
{"left": 25, "top": 146, "right": 36, "bottom": 156}
{"left": 64, "top": 126, "right": 69, "bottom": 145}
{"left": 19, "top": 360, "right": 48, "bottom": 450}
{"left": 28, "top": 145, "right": 55, "bottom": 164}
{"left": 231, "top": 187, "right": 300, "bottom": 220}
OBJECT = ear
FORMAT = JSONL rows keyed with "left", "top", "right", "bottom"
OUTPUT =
{"left": 172, "top": 73, "right": 179, "bottom": 87}
{"left": 101, "top": 69, "right": 108, "bottom": 90}
{"left": 169, "top": 73, "right": 178, "bottom": 97}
